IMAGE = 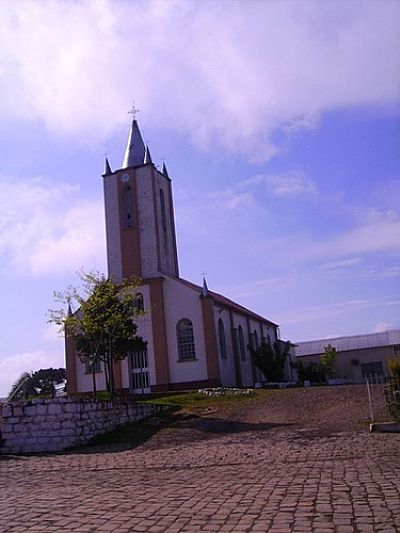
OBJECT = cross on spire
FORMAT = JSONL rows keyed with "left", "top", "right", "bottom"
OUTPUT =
{"left": 128, "top": 100, "right": 140, "bottom": 120}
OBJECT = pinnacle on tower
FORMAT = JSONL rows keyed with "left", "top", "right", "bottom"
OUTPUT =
{"left": 122, "top": 119, "right": 146, "bottom": 168}
{"left": 67, "top": 303, "right": 73, "bottom": 317}
{"left": 144, "top": 145, "right": 153, "bottom": 165}
{"left": 162, "top": 162, "right": 170, "bottom": 179}
{"left": 201, "top": 277, "right": 209, "bottom": 297}
{"left": 104, "top": 157, "right": 112, "bottom": 175}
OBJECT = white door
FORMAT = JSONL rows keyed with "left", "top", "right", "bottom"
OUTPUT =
{"left": 129, "top": 350, "right": 151, "bottom": 394}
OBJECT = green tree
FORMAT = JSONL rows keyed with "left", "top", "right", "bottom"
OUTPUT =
{"left": 294, "top": 360, "right": 322, "bottom": 384}
{"left": 49, "top": 271, "right": 146, "bottom": 398}
{"left": 8, "top": 371, "right": 37, "bottom": 402}
{"left": 320, "top": 344, "right": 337, "bottom": 380}
{"left": 249, "top": 340, "right": 291, "bottom": 382}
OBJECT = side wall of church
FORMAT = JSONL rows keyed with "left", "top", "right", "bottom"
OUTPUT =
{"left": 162, "top": 277, "right": 209, "bottom": 385}
{"left": 214, "top": 307, "right": 237, "bottom": 387}
{"left": 231, "top": 313, "right": 254, "bottom": 387}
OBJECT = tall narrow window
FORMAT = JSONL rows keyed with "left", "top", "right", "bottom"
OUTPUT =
{"left": 218, "top": 319, "right": 227, "bottom": 359}
{"left": 238, "top": 325, "right": 246, "bottom": 361}
{"left": 176, "top": 319, "right": 196, "bottom": 360}
{"left": 253, "top": 330, "right": 259, "bottom": 351}
{"left": 123, "top": 186, "right": 133, "bottom": 228}
{"left": 160, "top": 189, "right": 167, "bottom": 230}
{"left": 133, "top": 293, "right": 144, "bottom": 313}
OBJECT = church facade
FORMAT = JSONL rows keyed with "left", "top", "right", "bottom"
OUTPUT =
{"left": 65, "top": 119, "right": 283, "bottom": 394}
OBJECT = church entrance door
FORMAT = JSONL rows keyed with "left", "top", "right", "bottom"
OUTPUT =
{"left": 129, "top": 350, "right": 151, "bottom": 394}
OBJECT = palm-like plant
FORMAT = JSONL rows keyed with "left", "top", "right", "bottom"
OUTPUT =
{"left": 8, "top": 371, "right": 37, "bottom": 402}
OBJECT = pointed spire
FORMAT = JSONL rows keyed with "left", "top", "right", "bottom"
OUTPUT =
{"left": 201, "top": 277, "right": 209, "bottom": 297}
{"left": 104, "top": 157, "right": 112, "bottom": 175}
{"left": 122, "top": 119, "right": 146, "bottom": 168}
{"left": 144, "top": 145, "right": 153, "bottom": 165}
{"left": 162, "top": 162, "right": 170, "bottom": 179}
{"left": 67, "top": 303, "right": 73, "bottom": 317}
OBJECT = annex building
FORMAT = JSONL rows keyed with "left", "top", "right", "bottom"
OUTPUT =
{"left": 66, "top": 118, "right": 284, "bottom": 394}
{"left": 295, "top": 330, "right": 400, "bottom": 382}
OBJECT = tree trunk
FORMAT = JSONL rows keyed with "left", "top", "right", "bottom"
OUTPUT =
{"left": 91, "top": 364, "right": 97, "bottom": 399}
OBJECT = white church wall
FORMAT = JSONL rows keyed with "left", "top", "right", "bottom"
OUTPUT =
{"left": 76, "top": 359, "right": 107, "bottom": 393}
{"left": 136, "top": 166, "right": 159, "bottom": 278}
{"left": 163, "top": 277, "right": 208, "bottom": 384}
{"left": 120, "top": 285, "right": 155, "bottom": 390}
{"left": 214, "top": 307, "right": 236, "bottom": 387}
{"left": 231, "top": 313, "right": 254, "bottom": 387}
{"left": 103, "top": 175, "right": 123, "bottom": 283}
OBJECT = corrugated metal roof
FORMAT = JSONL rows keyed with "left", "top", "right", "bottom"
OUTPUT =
{"left": 295, "top": 330, "right": 400, "bottom": 357}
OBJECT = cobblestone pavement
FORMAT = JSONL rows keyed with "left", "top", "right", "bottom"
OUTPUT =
{"left": 1, "top": 425, "right": 400, "bottom": 532}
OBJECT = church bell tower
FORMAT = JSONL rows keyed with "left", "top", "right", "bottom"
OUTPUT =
{"left": 102, "top": 118, "right": 179, "bottom": 282}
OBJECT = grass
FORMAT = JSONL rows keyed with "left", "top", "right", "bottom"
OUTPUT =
{"left": 84, "top": 390, "right": 263, "bottom": 448}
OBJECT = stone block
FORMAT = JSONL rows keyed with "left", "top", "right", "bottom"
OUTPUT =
{"left": 48, "top": 403, "right": 62, "bottom": 415}
{"left": 13, "top": 406, "right": 23, "bottom": 417}
{"left": 1, "top": 406, "right": 13, "bottom": 417}
{"left": 8, "top": 417, "right": 20, "bottom": 425}
{"left": 65, "top": 403, "right": 78, "bottom": 414}
{"left": 36, "top": 404, "right": 48, "bottom": 416}
{"left": 24, "top": 405, "right": 36, "bottom": 416}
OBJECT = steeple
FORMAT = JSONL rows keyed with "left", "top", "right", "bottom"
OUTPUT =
{"left": 122, "top": 119, "right": 146, "bottom": 168}
{"left": 162, "top": 162, "right": 170, "bottom": 179}
{"left": 104, "top": 157, "right": 112, "bottom": 175}
{"left": 144, "top": 145, "right": 153, "bottom": 165}
{"left": 201, "top": 277, "right": 209, "bottom": 297}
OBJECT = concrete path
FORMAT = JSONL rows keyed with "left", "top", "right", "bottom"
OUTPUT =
{"left": 1, "top": 426, "right": 399, "bottom": 532}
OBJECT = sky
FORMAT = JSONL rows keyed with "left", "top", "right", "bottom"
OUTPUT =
{"left": 0, "top": 0, "right": 399, "bottom": 397}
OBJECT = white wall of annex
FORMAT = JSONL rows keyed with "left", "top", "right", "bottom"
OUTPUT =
{"left": 163, "top": 277, "right": 208, "bottom": 384}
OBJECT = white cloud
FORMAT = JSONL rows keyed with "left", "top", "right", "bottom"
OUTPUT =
{"left": 0, "top": 350, "right": 64, "bottom": 398}
{"left": 372, "top": 321, "right": 398, "bottom": 333}
{"left": 0, "top": 178, "right": 106, "bottom": 277}
{"left": 242, "top": 172, "right": 317, "bottom": 197}
{"left": 0, "top": 0, "right": 398, "bottom": 160}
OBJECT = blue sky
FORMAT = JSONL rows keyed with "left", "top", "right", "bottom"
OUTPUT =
{"left": 0, "top": 0, "right": 399, "bottom": 396}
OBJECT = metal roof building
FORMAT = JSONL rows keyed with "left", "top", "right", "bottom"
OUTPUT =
{"left": 296, "top": 330, "right": 400, "bottom": 357}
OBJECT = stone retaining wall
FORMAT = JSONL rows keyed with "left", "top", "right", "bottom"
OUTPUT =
{"left": 0, "top": 398, "right": 167, "bottom": 454}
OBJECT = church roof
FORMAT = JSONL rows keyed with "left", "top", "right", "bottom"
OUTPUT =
{"left": 122, "top": 119, "right": 146, "bottom": 168}
{"left": 162, "top": 274, "right": 278, "bottom": 327}
{"left": 295, "top": 329, "right": 400, "bottom": 357}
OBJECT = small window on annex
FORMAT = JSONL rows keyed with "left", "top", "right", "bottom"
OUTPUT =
{"left": 160, "top": 189, "right": 167, "bottom": 230}
{"left": 176, "top": 319, "right": 196, "bottom": 361}
{"left": 133, "top": 292, "right": 144, "bottom": 313}
{"left": 218, "top": 318, "right": 227, "bottom": 359}
{"left": 122, "top": 186, "right": 133, "bottom": 228}
{"left": 238, "top": 325, "right": 246, "bottom": 361}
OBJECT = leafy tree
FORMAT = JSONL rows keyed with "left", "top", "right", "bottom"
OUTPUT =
{"left": 249, "top": 340, "right": 291, "bottom": 382}
{"left": 320, "top": 344, "right": 337, "bottom": 380}
{"left": 294, "top": 360, "right": 322, "bottom": 384}
{"left": 387, "top": 357, "right": 400, "bottom": 379}
{"left": 8, "top": 368, "right": 66, "bottom": 402}
{"left": 49, "top": 271, "right": 146, "bottom": 398}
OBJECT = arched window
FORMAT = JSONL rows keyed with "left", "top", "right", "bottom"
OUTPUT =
{"left": 133, "top": 293, "right": 144, "bottom": 313}
{"left": 176, "top": 319, "right": 196, "bottom": 360}
{"left": 122, "top": 186, "right": 133, "bottom": 228}
{"left": 238, "top": 325, "right": 246, "bottom": 361}
{"left": 218, "top": 319, "right": 227, "bottom": 359}
{"left": 160, "top": 189, "right": 167, "bottom": 230}
{"left": 253, "top": 330, "right": 259, "bottom": 351}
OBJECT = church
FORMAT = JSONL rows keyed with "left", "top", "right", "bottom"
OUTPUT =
{"left": 65, "top": 118, "right": 285, "bottom": 394}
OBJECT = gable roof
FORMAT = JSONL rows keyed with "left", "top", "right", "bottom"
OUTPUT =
{"left": 162, "top": 273, "right": 278, "bottom": 327}
{"left": 295, "top": 330, "right": 400, "bottom": 357}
